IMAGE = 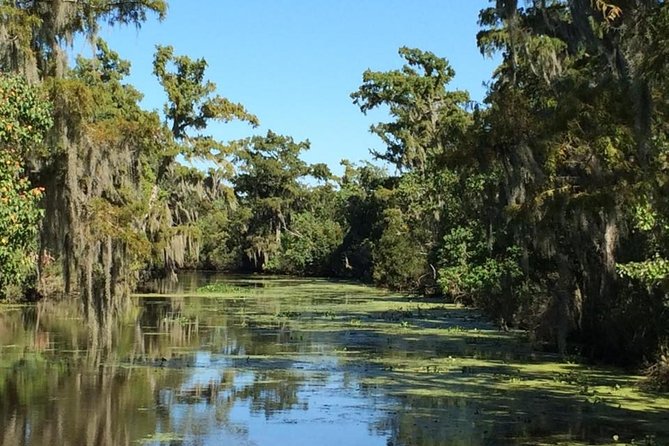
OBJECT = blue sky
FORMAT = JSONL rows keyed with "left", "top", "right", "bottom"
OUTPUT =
{"left": 84, "top": 1, "right": 498, "bottom": 174}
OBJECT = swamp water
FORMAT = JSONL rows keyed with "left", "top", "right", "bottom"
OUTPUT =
{"left": 0, "top": 273, "right": 668, "bottom": 446}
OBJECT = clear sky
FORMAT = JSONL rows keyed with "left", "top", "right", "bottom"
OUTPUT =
{"left": 87, "top": 0, "right": 498, "bottom": 174}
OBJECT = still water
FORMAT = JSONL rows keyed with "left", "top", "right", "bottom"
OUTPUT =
{"left": 1, "top": 273, "right": 668, "bottom": 446}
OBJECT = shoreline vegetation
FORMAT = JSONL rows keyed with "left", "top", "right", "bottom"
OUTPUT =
{"left": 0, "top": 0, "right": 668, "bottom": 399}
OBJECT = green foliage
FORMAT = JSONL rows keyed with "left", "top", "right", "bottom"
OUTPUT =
{"left": 73, "top": 39, "right": 144, "bottom": 120}
{"left": 351, "top": 47, "right": 470, "bottom": 172}
{"left": 0, "top": 0, "right": 166, "bottom": 78}
{"left": 349, "top": 48, "right": 479, "bottom": 293}
{"left": 619, "top": 202, "right": 669, "bottom": 287}
{"left": 467, "top": 0, "right": 669, "bottom": 362}
{"left": 438, "top": 225, "right": 522, "bottom": 304}
{"left": 372, "top": 208, "right": 426, "bottom": 291}
{"left": 197, "top": 197, "right": 251, "bottom": 271}
{"left": 618, "top": 258, "right": 669, "bottom": 286}
{"left": 232, "top": 131, "right": 313, "bottom": 270}
{"left": 153, "top": 45, "right": 258, "bottom": 146}
{"left": 146, "top": 45, "right": 258, "bottom": 278}
{"left": 0, "top": 75, "right": 52, "bottom": 297}
{"left": 334, "top": 161, "right": 389, "bottom": 280}
{"left": 268, "top": 212, "right": 343, "bottom": 275}
{"left": 0, "top": 155, "right": 43, "bottom": 296}
{"left": 0, "top": 74, "right": 52, "bottom": 149}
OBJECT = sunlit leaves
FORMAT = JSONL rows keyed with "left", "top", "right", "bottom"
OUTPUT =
{"left": 0, "top": 75, "right": 51, "bottom": 296}
{"left": 352, "top": 47, "right": 470, "bottom": 172}
{"left": 593, "top": 0, "right": 622, "bottom": 23}
{"left": 618, "top": 257, "right": 669, "bottom": 285}
{"left": 0, "top": 75, "right": 52, "bottom": 151}
{"left": 153, "top": 45, "right": 258, "bottom": 143}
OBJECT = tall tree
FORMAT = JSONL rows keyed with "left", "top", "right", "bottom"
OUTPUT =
{"left": 149, "top": 45, "right": 258, "bottom": 278}
{"left": 475, "top": 0, "right": 669, "bottom": 358}
{"left": 232, "top": 131, "right": 313, "bottom": 270}
{"left": 351, "top": 48, "right": 474, "bottom": 292}
{"left": 0, "top": 0, "right": 167, "bottom": 327}
{"left": 44, "top": 41, "right": 165, "bottom": 325}
{"left": 352, "top": 47, "right": 470, "bottom": 173}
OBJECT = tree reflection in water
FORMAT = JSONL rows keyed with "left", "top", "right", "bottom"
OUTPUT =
{"left": 0, "top": 292, "right": 354, "bottom": 446}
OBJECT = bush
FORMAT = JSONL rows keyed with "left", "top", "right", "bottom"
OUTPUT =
{"left": 268, "top": 212, "right": 343, "bottom": 276}
{"left": 0, "top": 75, "right": 52, "bottom": 298}
{"left": 372, "top": 208, "right": 427, "bottom": 291}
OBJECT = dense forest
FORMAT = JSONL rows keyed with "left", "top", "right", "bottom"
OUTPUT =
{"left": 0, "top": 0, "right": 667, "bottom": 389}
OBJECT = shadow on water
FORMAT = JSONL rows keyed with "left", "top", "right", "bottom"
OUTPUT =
{"left": 0, "top": 273, "right": 668, "bottom": 446}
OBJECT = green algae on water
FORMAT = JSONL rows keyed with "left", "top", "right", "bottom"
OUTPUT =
{"left": 0, "top": 273, "right": 667, "bottom": 446}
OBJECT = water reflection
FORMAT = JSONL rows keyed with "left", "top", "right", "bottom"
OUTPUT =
{"left": 0, "top": 279, "right": 390, "bottom": 446}
{"left": 0, "top": 274, "right": 668, "bottom": 446}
